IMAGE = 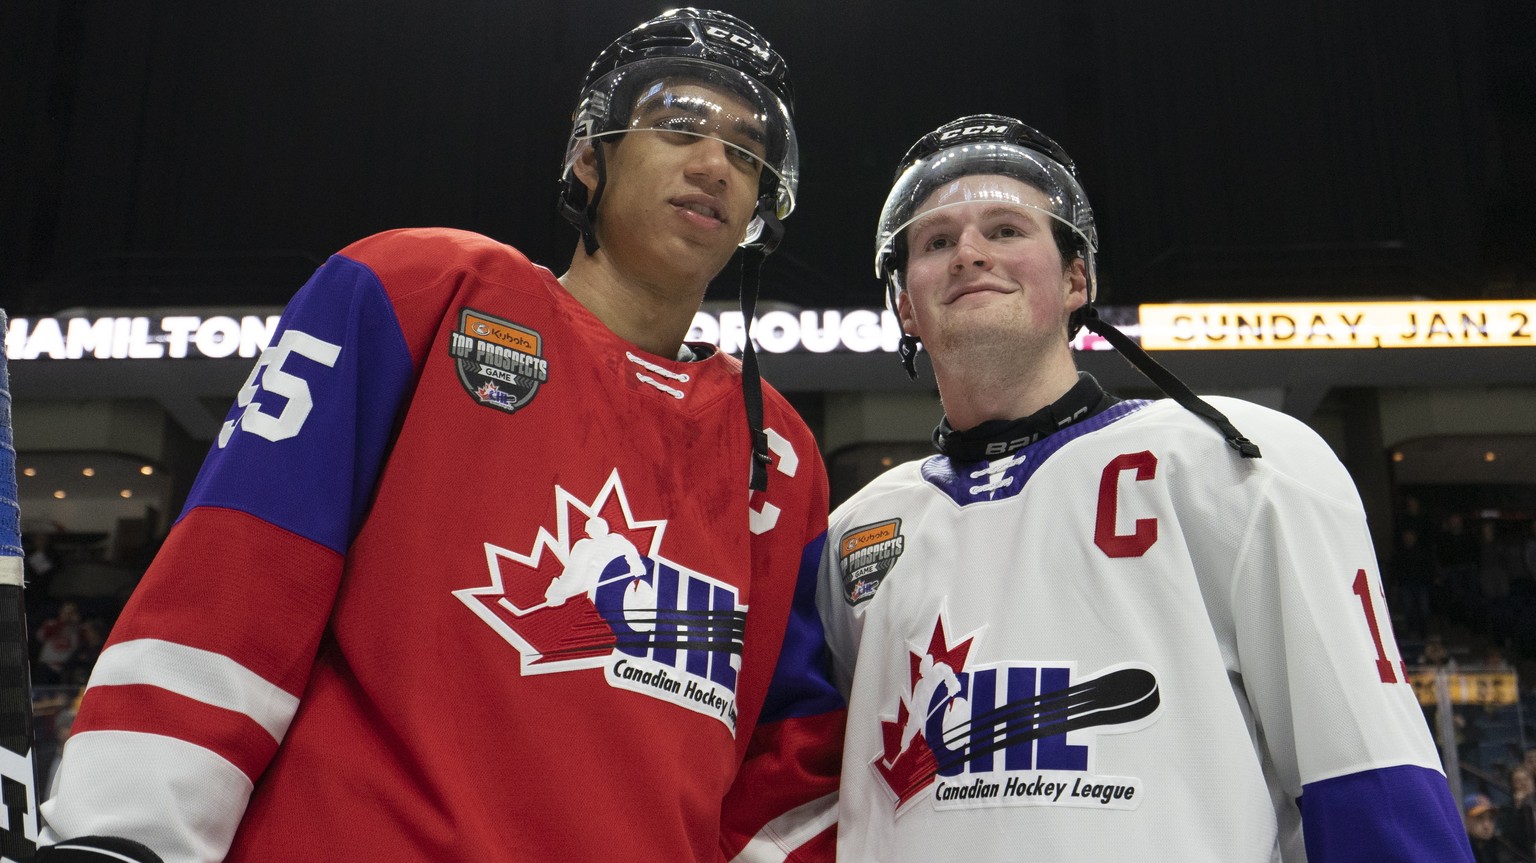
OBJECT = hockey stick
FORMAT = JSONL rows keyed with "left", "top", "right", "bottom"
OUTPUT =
{"left": 0, "top": 309, "right": 42, "bottom": 861}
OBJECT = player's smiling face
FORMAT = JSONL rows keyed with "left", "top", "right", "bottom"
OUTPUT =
{"left": 575, "top": 81, "right": 766, "bottom": 289}
{"left": 897, "top": 174, "right": 1085, "bottom": 355}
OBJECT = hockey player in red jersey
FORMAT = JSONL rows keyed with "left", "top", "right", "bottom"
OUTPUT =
{"left": 816, "top": 115, "right": 1472, "bottom": 861}
{"left": 38, "top": 9, "right": 843, "bottom": 862}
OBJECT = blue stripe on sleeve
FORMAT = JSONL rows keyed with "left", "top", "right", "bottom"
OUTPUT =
{"left": 760, "top": 531, "right": 847, "bottom": 723}
{"left": 1299, "top": 764, "right": 1473, "bottom": 862}
{"left": 180, "top": 255, "right": 415, "bottom": 554}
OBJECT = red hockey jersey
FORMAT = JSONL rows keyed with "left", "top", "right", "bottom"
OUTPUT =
{"left": 42, "top": 229, "right": 844, "bottom": 862}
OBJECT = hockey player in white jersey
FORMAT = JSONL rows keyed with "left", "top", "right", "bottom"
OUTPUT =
{"left": 816, "top": 114, "right": 1472, "bottom": 861}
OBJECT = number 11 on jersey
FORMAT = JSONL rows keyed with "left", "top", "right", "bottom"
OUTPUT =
{"left": 1351, "top": 568, "right": 1409, "bottom": 684}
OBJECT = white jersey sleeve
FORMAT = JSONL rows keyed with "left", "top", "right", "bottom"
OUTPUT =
{"left": 1200, "top": 399, "right": 1465, "bottom": 861}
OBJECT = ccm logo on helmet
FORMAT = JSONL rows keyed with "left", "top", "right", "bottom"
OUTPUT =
{"left": 940, "top": 124, "right": 1009, "bottom": 140}
{"left": 705, "top": 25, "right": 772, "bottom": 63}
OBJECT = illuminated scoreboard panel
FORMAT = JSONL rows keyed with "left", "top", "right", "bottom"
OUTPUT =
{"left": 1139, "top": 301, "right": 1536, "bottom": 350}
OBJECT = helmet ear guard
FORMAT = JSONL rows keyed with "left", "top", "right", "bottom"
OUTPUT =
{"left": 558, "top": 137, "right": 605, "bottom": 257}
{"left": 877, "top": 240, "right": 925, "bottom": 381}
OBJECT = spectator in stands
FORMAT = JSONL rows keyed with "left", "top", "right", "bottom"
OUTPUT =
{"left": 1417, "top": 632, "right": 1466, "bottom": 759}
{"left": 1428, "top": 512, "right": 1474, "bottom": 618}
{"left": 1501, "top": 765, "right": 1536, "bottom": 863}
{"left": 24, "top": 531, "right": 58, "bottom": 582}
{"left": 1466, "top": 793, "right": 1513, "bottom": 863}
{"left": 1513, "top": 519, "right": 1536, "bottom": 599}
{"left": 1437, "top": 512, "right": 1481, "bottom": 573}
{"left": 1477, "top": 641, "right": 1515, "bottom": 671}
{"left": 1389, "top": 527, "right": 1437, "bottom": 637}
{"left": 1399, "top": 494, "right": 1431, "bottom": 537}
{"left": 63, "top": 617, "right": 106, "bottom": 686}
{"left": 1420, "top": 633, "right": 1458, "bottom": 671}
{"left": 1480, "top": 521, "right": 1516, "bottom": 604}
{"left": 34, "top": 601, "right": 82, "bottom": 685}
{"left": 1433, "top": 512, "right": 1477, "bottom": 612}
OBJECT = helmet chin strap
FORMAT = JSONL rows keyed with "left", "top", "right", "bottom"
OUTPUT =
{"left": 741, "top": 200, "right": 784, "bottom": 492}
{"left": 1077, "top": 306, "right": 1262, "bottom": 459}
{"left": 579, "top": 144, "right": 607, "bottom": 256}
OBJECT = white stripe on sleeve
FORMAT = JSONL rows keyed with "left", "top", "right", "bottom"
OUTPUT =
{"left": 729, "top": 791, "right": 839, "bottom": 863}
{"left": 86, "top": 638, "right": 301, "bottom": 742}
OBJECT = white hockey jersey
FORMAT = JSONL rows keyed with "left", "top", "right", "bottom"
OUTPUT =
{"left": 817, "top": 397, "right": 1470, "bottom": 862}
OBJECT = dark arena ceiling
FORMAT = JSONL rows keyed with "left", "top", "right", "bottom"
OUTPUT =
{"left": 3, "top": 0, "right": 1534, "bottom": 316}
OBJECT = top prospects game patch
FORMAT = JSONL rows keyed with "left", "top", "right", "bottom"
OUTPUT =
{"left": 839, "top": 518, "right": 905, "bottom": 605}
{"left": 448, "top": 308, "right": 550, "bottom": 414}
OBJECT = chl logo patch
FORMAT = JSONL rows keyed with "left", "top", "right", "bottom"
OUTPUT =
{"left": 448, "top": 308, "right": 550, "bottom": 414}
{"left": 453, "top": 469, "right": 745, "bottom": 732}
{"left": 838, "top": 519, "right": 905, "bottom": 605}
{"left": 876, "top": 610, "right": 1161, "bottom": 812}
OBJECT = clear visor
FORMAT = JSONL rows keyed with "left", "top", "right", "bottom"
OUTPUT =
{"left": 874, "top": 141, "right": 1096, "bottom": 280}
{"left": 563, "top": 57, "right": 799, "bottom": 242}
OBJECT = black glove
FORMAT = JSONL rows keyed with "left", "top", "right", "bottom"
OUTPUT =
{"left": 37, "top": 836, "right": 165, "bottom": 863}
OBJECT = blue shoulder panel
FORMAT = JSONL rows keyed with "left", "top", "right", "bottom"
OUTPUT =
{"left": 760, "top": 531, "right": 846, "bottom": 723}
{"left": 179, "top": 255, "right": 416, "bottom": 555}
{"left": 1299, "top": 765, "right": 1473, "bottom": 862}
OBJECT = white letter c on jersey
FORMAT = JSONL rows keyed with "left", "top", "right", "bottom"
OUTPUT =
{"left": 748, "top": 428, "right": 798, "bottom": 535}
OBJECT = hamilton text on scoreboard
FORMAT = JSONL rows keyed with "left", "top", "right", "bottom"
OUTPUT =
{"left": 4, "top": 310, "right": 919, "bottom": 360}
{"left": 6, "top": 300, "right": 1534, "bottom": 359}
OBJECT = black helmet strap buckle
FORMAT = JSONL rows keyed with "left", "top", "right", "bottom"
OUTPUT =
{"left": 753, "top": 197, "right": 784, "bottom": 255}
{"left": 898, "top": 334, "right": 921, "bottom": 381}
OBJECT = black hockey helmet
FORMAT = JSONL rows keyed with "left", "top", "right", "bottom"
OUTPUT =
{"left": 875, "top": 114, "right": 1099, "bottom": 357}
{"left": 559, "top": 8, "right": 799, "bottom": 255}
{"left": 878, "top": 114, "right": 1261, "bottom": 459}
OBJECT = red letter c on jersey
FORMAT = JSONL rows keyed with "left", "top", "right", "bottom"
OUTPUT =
{"left": 1095, "top": 451, "right": 1158, "bottom": 558}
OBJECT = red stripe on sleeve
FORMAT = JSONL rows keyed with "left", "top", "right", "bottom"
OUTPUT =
{"left": 106, "top": 506, "right": 344, "bottom": 696}
{"left": 74, "top": 683, "right": 280, "bottom": 783}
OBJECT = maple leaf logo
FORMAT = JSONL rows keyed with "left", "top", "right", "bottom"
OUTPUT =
{"left": 475, "top": 381, "right": 513, "bottom": 406}
{"left": 874, "top": 614, "right": 977, "bottom": 806}
{"left": 454, "top": 468, "right": 666, "bottom": 674}
{"left": 453, "top": 469, "right": 746, "bottom": 730}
